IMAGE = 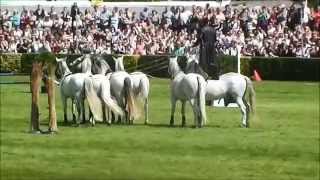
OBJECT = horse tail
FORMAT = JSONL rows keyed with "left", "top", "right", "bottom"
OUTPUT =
{"left": 197, "top": 76, "right": 207, "bottom": 126}
{"left": 138, "top": 75, "right": 150, "bottom": 99}
{"left": 105, "top": 72, "right": 112, "bottom": 80}
{"left": 100, "top": 81, "right": 124, "bottom": 117}
{"left": 123, "top": 77, "right": 137, "bottom": 122}
{"left": 245, "top": 76, "right": 256, "bottom": 114}
{"left": 84, "top": 77, "right": 103, "bottom": 121}
{"left": 139, "top": 76, "right": 150, "bottom": 124}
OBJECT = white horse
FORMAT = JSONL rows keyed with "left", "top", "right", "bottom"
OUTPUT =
{"left": 185, "top": 57, "right": 256, "bottom": 128}
{"left": 67, "top": 55, "right": 118, "bottom": 124}
{"left": 92, "top": 55, "right": 112, "bottom": 75}
{"left": 69, "top": 54, "right": 92, "bottom": 74}
{"left": 109, "top": 71, "right": 138, "bottom": 124}
{"left": 56, "top": 57, "right": 103, "bottom": 125}
{"left": 112, "top": 56, "right": 150, "bottom": 124}
{"left": 87, "top": 74, "right": 125, "bottom": 125}
{"left": 168, "top": 56, "right": 207, "bottom": 128}
{"left": 66, "top": 54, "right": 92, "bottom": 120}
{"left": 69, "top": 54, "right": 112, "bottom": 75}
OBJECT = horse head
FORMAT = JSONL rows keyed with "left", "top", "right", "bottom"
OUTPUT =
{"left": 113, "top": 55, "right": 125, "bottom": 72}
{"left": 69, "top": 56, "right": 83, "bottom": 66}
{"left": 69, "top": 55, "right": 92, "bottom": 74}
{"left": 168, "top": 56, "right": 181, "bottom": 79}
{"left": 92, "top": 55, "right": 112, "bottom": 75}
{"left": 81, "top": 54, "right": 92, "bottom": 74}
{"left": 56, "top": 57, "right": 71, "bottom": 77}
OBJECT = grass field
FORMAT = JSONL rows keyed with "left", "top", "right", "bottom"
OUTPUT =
{"left": 0, "top": 76, "right": 319, "bottom": 180}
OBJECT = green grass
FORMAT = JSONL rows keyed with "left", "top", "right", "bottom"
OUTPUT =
{"left": 0, "top": 76, "right": 319, "bottom": 180}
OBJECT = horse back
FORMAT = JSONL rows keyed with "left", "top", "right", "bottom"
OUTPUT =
{"left": 219, "top": 73, "right": 247, "bottom": 96}
{"left": 61, "top": 73, "right": 87, "bottom": 97}
{"left": 109, "top": 71, "right": 131, "bottom": 99}
{"left": 130, "top": 73, "right": 149, "bottom": 96}
{"left": 173, "top": 74, "right": 204, "bottom": 100}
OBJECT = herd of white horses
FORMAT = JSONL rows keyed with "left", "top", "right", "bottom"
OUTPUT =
{"left": 55, "top": 53, "right": 255, "bottom": 128}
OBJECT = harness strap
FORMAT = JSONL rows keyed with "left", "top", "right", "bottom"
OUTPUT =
{"left": 60, "top": 72, "right": 73, "bottom": 87}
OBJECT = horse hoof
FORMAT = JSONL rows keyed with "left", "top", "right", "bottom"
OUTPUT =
{"left": 72, "top": 123, "right": 80, "bottom": 127}
{"left": 47, "top": 130, "right": 58, "bottom": 134}
{"left": 31, "top": 130, "right": 42, "bottom": 134}
{"left": 241, "top": 124, "right": 249, "bottom": 128}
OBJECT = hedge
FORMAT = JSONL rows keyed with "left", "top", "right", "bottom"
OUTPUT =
{"left": 0, "top": 53, "right": 319, "bottom": 81}
{"left": 242, "top": 57, "right": 320, "bottom": 81}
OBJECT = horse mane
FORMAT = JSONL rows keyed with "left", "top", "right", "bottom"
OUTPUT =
{"left": 185, "top": 58, "right": 209, "bottom": 80}
{"left": 92, "top": 56, "right": 112, "bottom": 75}
{"left": 169, "top": 57, "right": 183, "bottom": 78}
{"left": 114, "top": 56, "right": 125, "bottom": 72}
{"left": 56, "top": 57, "right": 72, "bottom": 77}
{"left": 82, "top": 55, "right": 92, "bottom": 74}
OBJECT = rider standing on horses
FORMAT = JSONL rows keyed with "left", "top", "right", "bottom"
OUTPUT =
{"left": 192, "top": 17, "right": 220, "bottom": 80}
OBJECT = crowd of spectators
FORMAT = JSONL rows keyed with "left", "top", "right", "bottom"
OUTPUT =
{"left": 0, "top": 2, "right": 319, "bottom": 58}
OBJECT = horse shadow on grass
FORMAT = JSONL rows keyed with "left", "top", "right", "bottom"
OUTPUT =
{"left": 145, "top": 123, "right": 173, "bottom": 128}
{"left": 40, "top": 121, "right": 80, "bottom": 127}
{"left": 140, "top": 123, "right": 223, "bottom": 129}
{"left": 146, "top": 123, "right": 223, "bottom": 129}
{"left": 38, "top": 121, "right": 225, "bottom": 129}
{"left": 18, "top": 90, "right": 31, "bottom": 94}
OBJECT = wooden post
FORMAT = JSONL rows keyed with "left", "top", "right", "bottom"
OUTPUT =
{"left": 30, "top": 61, "right": 43, "bottom": 133}
{"left": 237, "top": 45, "right": 241, "bottom": 74}
{"left": 47, "top": 63, "right": 57, "bottom": 132}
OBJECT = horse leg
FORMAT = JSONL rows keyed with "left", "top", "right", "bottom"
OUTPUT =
{"left": 170, "top": 98, "right": 177, "bottom": 126}
{"left": 105, "top": 107, "right": 111, "bottom": 126}
{"left": 88, "top": 108, "right": 94, "bottom": 125}
{"left": 75, "top": 100, "right": 81, "bottom": 126}
{"left": 189, "top": 99, "right": 199, "bottom": 128}
{"left": 120, "top": 98, "right": 127, "bottom": 124}
{"left": 108, "top": 109, "right": 112, "bottom": 125}
{"left": 82, "top": 98, "right": 92, "bottom": 126}
{"left": 72, "top": 99, "right": 76, "bottom": 122}
{"left": 144, "top": 98, "right": 149, "bottom": 125}
{"left": 181, "top": 101, "right": 186, "bottom": 127}
{"left": 88, "top": 107, "right": 93, "bottom": 122}
{"left": 243, "top": 98, "right": 250, "bottom": 128}
{"left": 62, "top": 97, "right": 68, "bottom": 124}
{"left": 236, "top": 97, "right": 248, "bottom": 128}
{"left": 117, "top": 102, "right": 124, "bottom": 124}
{"left": 102, "top": 105, "right": 111, "bottom": 125}
{"left": 72, "top": 100, "right": 78, "bottom": 124}
{"left": 111, "top": 111, "right": 115, "bottom": 124}
{"left": 81, "top": 99, "right": 86, "bottom": 124}
{"left": 196, "top": 101, "right": 203, "bottom": 128}
{"left": 118, "top": 115, "right": 122, "bottom": 124}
